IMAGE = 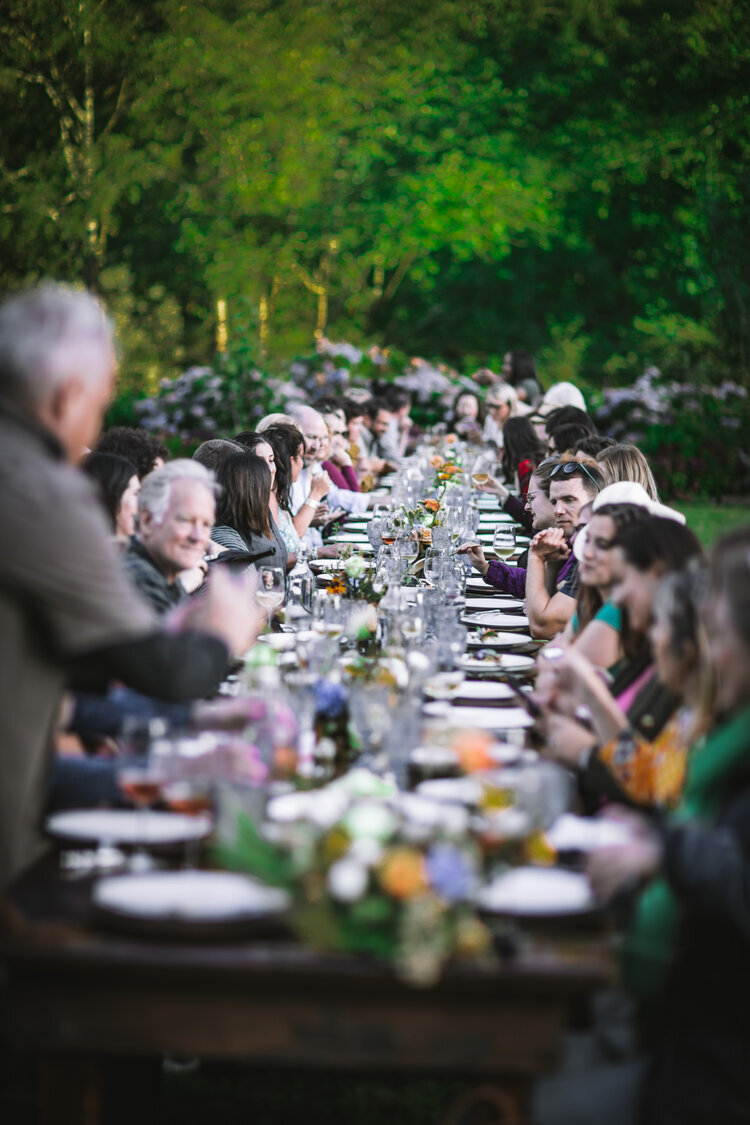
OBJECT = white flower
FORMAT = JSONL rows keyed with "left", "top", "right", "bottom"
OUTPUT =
{"left": 344, "top": 555, "right": 366, "bottom": 580}
{"left": 327, "top": 858, "right": 368, "bottom": 902}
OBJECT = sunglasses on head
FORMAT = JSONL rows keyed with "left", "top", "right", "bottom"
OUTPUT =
{"left": 550, "top": 461, "right": 601, "bottom": 492}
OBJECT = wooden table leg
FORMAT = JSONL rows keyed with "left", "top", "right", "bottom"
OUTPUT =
{"left": 38, "top": 1056, "right": 103, "bottom": 1125}
{"left": 442, "top": 1079, "right": 531, "bottom": 1125}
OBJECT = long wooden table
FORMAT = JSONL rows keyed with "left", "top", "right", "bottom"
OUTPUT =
{"left": 1, "top": 857, "right": 614, "bottom": 1125}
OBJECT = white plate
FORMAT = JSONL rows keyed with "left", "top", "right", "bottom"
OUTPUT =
{"left": 466, "top": 631, "right": 536, "bottom": 650}
{"left": 477, "top": 512, "right": 515, "bottom": 523}
{"left": 464, "top": 611, "right": 530, "bottom": 629}
{"left": 46, "top": 809, "right": 212, "bottom": 846}
{"left": 330, "top": 534, "right": 371, "bottom": 543}
{"left": 93, "top": 871, "right": 290, "bottom": 922}
{"left": 415, "top": 776, "right": 483, "bottom": 805}
{"left": 545, "top": 814, "right": 633, "bottom": 853}
{"left": 461, "top": 653, "right": 535, "bottom": 674}
{"left": 423, "top": 703, "right": 534, "bottom": 730}
{"left": 465, "top": 596, "right": 524, "bottom": 610}
{"left": 452, "top": 680, "right": 516, "bottom": 702}
{"left": 477, "top": 867, "right": 595, "bottom": 916}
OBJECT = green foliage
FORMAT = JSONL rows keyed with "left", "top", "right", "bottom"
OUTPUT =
{"left": 2, "top": 0, "right": 750, "bottom": 386}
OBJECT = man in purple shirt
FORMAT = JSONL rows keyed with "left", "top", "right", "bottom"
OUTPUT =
{"left": 460, "top": 458, "right": 606, "bottom": 639}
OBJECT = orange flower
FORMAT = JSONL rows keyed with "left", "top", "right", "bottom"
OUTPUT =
{"left": 444, "top": 434, "right": 457, "bottom": 444}
{"left": 452, "top": 729, "right": 495, "bottom": 773}
{"left": 430, "top": 454, "right": 445, "bottom": 469}
{"left": 378, "top": 847, "right": 427, "bottom": 899}
{"left": 325, "top": 579, "right": 346, "bottom": 596}
{"left": 422, "top": 498, "right": 440, "bottom": 513}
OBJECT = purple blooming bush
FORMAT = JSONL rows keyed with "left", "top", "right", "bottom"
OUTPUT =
{"left": 595, "top": 369, "right": 750, "bottom": 499}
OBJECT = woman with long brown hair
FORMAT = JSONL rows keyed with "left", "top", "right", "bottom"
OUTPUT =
{"left": 212, "top": 451, "right": 287, "bottom": 571}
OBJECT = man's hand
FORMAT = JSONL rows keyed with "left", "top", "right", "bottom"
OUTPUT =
{"left": 457, "top": 541, "right": 489, "bottom": 576}
{"left": 310, "top": 502, "right": 330, "bottom": 526}
{"left": 309, "top": 471, "right": 332, "bottom": 503}
{"left": 530, "top": 527, "right": 570, "bottom": 562}
{"left": 539, "top": 711, "right": 596, "bottom": 769}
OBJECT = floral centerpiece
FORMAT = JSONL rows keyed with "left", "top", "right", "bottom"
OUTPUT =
{"left": 324, "top": 551, "right": 384, "bottom": 604}
{"left": 216, "top": 770, "right": 494, "bottom": 986}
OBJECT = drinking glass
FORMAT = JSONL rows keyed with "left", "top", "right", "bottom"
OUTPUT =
{"left": 492, "top": 526, "right": 517, "bottom": 561}
{"left": 471, "top": 455, "right": 493, "bottom": 489}
{"left": 257, "top": 566, "right": 285, "bottom": 628}
{"left": 431, "top": 525, "right": 451, "bottom": 551}
{"left": 117, "top": 755, "right": 167, "bottom": 871}
{"left": 422, "top": 548, "right": 445, "bottom": 587}
{"left": 396, "top": 529, "right": 420, "bottom": 564}
{"left": 348, "top": 683, "right": 393, "bottom": 772}
{"left": 367, "top": 518, "right": 385, "bottom": 550}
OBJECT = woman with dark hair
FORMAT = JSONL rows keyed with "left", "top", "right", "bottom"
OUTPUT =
{"left": 583, "top": 526, "right": 750, "bottom": 1124}
{"left": 263, "top": 423, "right": 338, "bottom": 561}
{"left": 561, "top": 502, "right": 650, "bottom": 670}
{"left": 444, "top": 391, "right": 485, "bottom": 440}
{"left": 82, "top": 451, "right": 140, "bottom": 544}
{"left": 500, "top": 416, "right": 547, "bottom": 499}
{"left": 212, "top": 451, "right": 287, "bottom": 571}
{"left": 539, "top": 514, "right": 705, "bottom": 808}
{"left": 501, "top": 348, "right": 543, "bottom": 404}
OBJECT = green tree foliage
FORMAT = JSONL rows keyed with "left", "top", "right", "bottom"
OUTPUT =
{"left": 1, "top": 0, "right": 748, "bottom": 388}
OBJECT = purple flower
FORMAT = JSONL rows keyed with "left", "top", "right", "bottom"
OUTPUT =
{"left": 425, "top": 843, "right": 474, "bottom": 903}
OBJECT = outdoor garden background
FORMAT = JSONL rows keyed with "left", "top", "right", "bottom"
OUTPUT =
{"left": 3, "top": 0, "right": 750, "bottom": 536}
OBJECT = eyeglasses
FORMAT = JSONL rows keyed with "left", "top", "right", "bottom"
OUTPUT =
{"left": 549, "top": 461, "right": 601, "bottom": 492}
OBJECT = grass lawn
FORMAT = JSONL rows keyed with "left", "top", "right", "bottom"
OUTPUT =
{"left": 673, "top": 502, "right": 750, "bottom": 548}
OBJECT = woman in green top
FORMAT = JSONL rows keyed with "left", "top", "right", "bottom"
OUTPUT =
{"left": 588, "top": 525, "right": 750, "bottom": 1124}
{"left": 559, "top": 502, "right": 649, "bottom": 670}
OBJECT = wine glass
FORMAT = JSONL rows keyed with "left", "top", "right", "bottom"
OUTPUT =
{"left": 396, "top": 529, "right": 420, "bottom": 564}
{"left": 471, "top": 455, "right": 493, "bottom": 489}
{"left": 117, "top": 756, "right": 167, "bottom": 871}
{"left": 367, "top": 517, "right": 385, "bottom": 551}
{"left": 422, "top": 548, "right": 444, "bottom": 587}
{"left": 492, "top": 526, "right": 517, "bottom": 561}
{"left": 257, "top": 566, "right": 285, "bottom": 629}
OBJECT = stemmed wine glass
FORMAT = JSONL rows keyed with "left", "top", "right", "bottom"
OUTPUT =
{"left": 257, "top": 566, "right": 285, "bottom": 629}
{"left": 422, "top": 547, "right": 445, "bottom": 587}
{"left": 117, "top": 755, "right": 167, "bottom": 871}
{"left": 492, "top": 526, "right": 517, "bottom": 561}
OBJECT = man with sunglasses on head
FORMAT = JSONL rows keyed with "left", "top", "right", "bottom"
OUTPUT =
{"left": 525, "top": 457, "right": 606, "bottom": 638}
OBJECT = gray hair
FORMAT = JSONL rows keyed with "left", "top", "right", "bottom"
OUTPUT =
{"left": 139, "top": 459, "right": 218, "bottom": 523}
{"left": 0, "top": 282, "right": 114, "bottom": 407}
{"left": 256, "top": 412, "right": 293, "bottom": 432}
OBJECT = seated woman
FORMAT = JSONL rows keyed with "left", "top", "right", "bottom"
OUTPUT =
{"left": 500, "top": 415, "right": 547, "bottom": 500}
{"left": 599, "top": 442, "right": 659, "bottom": 501}
{"left": 587, "top": 526, "right": 750, "bottom": 1124}
{"left": 263, "top": 423, "right": 339, "bottom": 562}
{"left": 444, "top": 390, "right": 485, "bottom": 441}
{"left": 539, "top": 515, "right": 704, "bottom": 809}
{"left": 561, "top": 502, "right": 650, "bottom": 671}
{"left": 212, "top": 451, "right": 287, "bottom": 572}
{"left": 82, "top": 451, "right": 140, "bottom": 546}
{"left": 320, "top": 409, "right": 361, "bottom": 492}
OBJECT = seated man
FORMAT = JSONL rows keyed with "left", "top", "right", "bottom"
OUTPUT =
{"left": 460, "top": 457, "right": 605, "bottom": 639}
{"left": 123, "top": 460, "right": 217, "bottom": 616}
{"left": 458, "top": 458, "right": 560, "bottom": 597}
{"left": 287, "top": 404, "right": 370, "bottom": 532}
{"left": 525, "top": 458, "right": 605, "bottom": 638}
{"left": 0, "top": 283, "right": 258, "bottom": 892}
{"left": 358, "top": 397, "right": 398, "bottom": 476}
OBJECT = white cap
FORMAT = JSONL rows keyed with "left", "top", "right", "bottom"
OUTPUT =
{"left": 573, "top": 482, "right": 686, "bottom": 562}
{"left": 541, "top": 382, "right": 587, "bottom": 413}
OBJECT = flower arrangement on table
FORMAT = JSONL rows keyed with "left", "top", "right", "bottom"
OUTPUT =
{"left": 324, "top": 551, "right": 385, "bottom": 604}
{"left": 216, "top": 769, "right": 494, "bottom": 986}
{"left": 216, "top": 730, "right": 563, "bottom": 986}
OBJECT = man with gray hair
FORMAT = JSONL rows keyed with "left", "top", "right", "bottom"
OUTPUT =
{"left": 123, "top": 460, "right": 218, "bottom": 615}
{"left": 0, "top": 283, "right": 258, "bottom": 891}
